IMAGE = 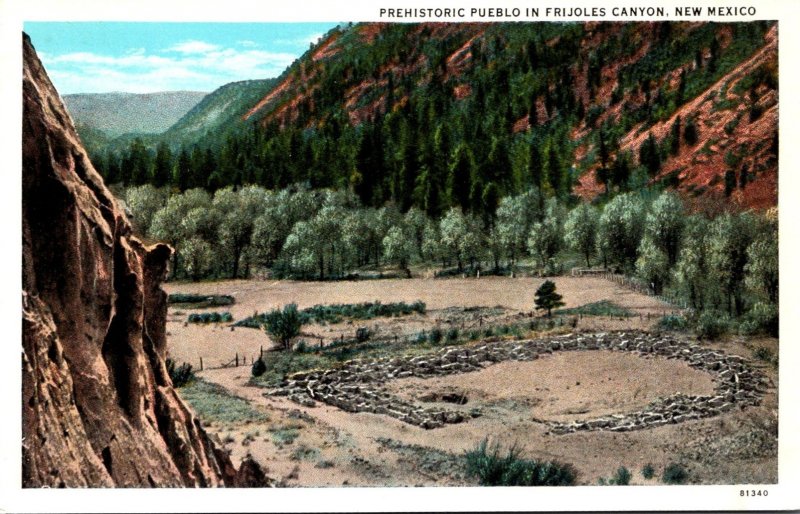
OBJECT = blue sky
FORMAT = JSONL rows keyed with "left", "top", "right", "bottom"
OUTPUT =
{"left": 23, "top": 22, "right": 340, "bottom": 94}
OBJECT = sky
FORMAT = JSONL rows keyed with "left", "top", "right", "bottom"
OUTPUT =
{"left": 23, "top": 22, "right": 340, "bottom": 94}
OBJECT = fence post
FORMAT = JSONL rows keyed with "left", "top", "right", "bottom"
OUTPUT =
{"left": 200, "top": 357, "right": 203, "bottom": 371}
{"left": 235, "top": 353, "right": 239, "bottom": 367}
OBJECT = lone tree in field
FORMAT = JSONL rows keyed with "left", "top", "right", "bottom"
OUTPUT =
{"left": 534, "top": 280, "right": 565, "bottom": 317}
{"left": 265, "top": 303, "right": 302, "bottom": 351}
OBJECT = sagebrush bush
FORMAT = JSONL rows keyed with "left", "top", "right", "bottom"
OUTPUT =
{"left": 657, "top": 314, "right": 689, "bottom": 331}
{"left": 662, "top": 463, "right": 689, "bottom": 484}
{"left": 753, "top": 346, "right": 774, "bottom": 362}
{"left": 613, "top": 466, "right": 632, "bottom": 485}
{"left": 694, "top": 310, "right": 729, "bottom": 340}
{"left": 446, "top": 328, "right": 459, "bottom": 342}
{"left": 166, "top": 358, "right": 194, "bottom": 387}
{"left": 465, "top": 439, "right": 576, "bottom": 486}
{"left": 187, "top": 311, "right": 233, "bottom": 324}
{"left": 355, "top": 326, "right": 372, "bottom": 342}
{"left": 251, "top": 357, "right": 267, "bottom": 377}
{"left": 235, "top": 300, "right": 426, "bottom": 328}
{"left": 429, "top": 327, "right": 443, "bottom": 344}
{"left": 169, "top": 294, "right": 235, "bottom": 307}
{"left": 642, "top": 463, "right": 655, "bottom": 480}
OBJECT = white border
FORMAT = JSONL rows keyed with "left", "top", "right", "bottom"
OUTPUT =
{"left": 1, "top": 0, "right": 798, "bottom": 511}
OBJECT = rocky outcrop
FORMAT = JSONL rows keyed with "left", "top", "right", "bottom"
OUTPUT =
{"left": 21, "top": 34, "right": 265, "bottom": 488}
{"left": 271, "top": 331, "right": 768, "bottom": 432}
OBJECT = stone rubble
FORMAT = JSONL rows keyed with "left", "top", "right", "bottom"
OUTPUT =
{"left": 267, "top": 331, "right": 767, "bottom": 433}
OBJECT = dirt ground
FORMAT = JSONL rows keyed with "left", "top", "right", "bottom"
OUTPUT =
{"left": 167, "top": 277, "right": 778, "bottom": 486}
{"left": 164, "top": 276, "right": 675, "bottom": 368}
{"left": 386, "top": 352, "right": 717, "bottom": 423}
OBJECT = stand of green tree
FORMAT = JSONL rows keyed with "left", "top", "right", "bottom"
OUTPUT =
{"left": 125, "top": 183, "right": 777, "bottom": 335}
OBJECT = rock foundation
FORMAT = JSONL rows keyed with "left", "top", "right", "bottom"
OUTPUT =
{"left": 269, "top": 331, "right": 768, "bottom": 433}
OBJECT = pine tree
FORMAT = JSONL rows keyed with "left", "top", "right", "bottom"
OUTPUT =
{"left": 448, "top": 144, "right": 474, "bottom": 210}
{"left": 153, "top": 142, "right": 173, "bottom": 188}
{"left": 684, "top": 118, "right": 699, "bottom": 147}
{"left": 639, "top": 133, "right": 661, "bottom": 176}
{"left": 669, "top": 116, "right": 682, "bottom": 156}
{"left": 534, "top": 280, "right": 564, "bottom": 317}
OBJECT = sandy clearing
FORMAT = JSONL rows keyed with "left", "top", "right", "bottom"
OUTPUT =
{"left": 164, "top": 276, "right": 673, "bottom": 317}
{"left": 386, "top": 351, "right": 717, "bottom": 422}
{"left": 164, "top": 276, "right": 677, "bottom": 368}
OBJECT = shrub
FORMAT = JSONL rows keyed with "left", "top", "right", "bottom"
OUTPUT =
{"left": 465, "top": 439, "right": 576, "bottom": 486}
{"left": 250, "top": 351, "right": 330, "bottom": 387}
{"left": 694, "top": 310, "right": 729, "bottom": 340}
{"left": 642, "top": 463, "right": 655, "bottom": 480}
{"left": 355, "top": 327, "right": 372, "bottom": 342}
{"left": 556, "top": 300, "right": 633, "bottom": 318}
{"left": 743, "top": 302, "right": 778, "bottom": 337}
{"left": 166, "top": 358, "right": 194, "bottom": 387}
{"left": 415, "top": 331, "right": 428, "bottom": 344}
{"left": 662, "top": 463, "right": 689, "bottom": 484}
{"left": 236, "top": 301, "right": 426, "bottom": 328}
{"left": 265, "top": 303, "right": 302, "bottom": 351}
{"left": 613, "top": 466, "right": 632, "bottom": 485}
{"left": 187, "top": 311, "right": 233, "bottom": 324}
{"left": 251, "top": 357, "right": 267, "bottom": 377}
{"left": 294, "top": 339, "right": 309, "bottom": 353}
{"left": 169, "top": 294, "right": 235, "bottom": 308}
{"left": 446, "top": 328, "right": 460, "bottom": 342}
{"left": 429, "top": 327, "right": 443, "bottom": 344}
{"left": 657, "top": 314, "right": 689, "bottom": 331}
{"left": 753, "top": 346, "right": 774, "bottom": 362}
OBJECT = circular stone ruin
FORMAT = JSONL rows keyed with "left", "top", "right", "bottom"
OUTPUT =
{"left": 268, "top": 331, "right": 769, "bottom": 433}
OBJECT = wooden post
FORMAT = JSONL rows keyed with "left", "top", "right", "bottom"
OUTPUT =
{"left": 200, "top": 357, "right": 203, "bottom": 371}
{"left": 260, "top": 346, "right": 263, "bottom": 359}
{"left": 235, "top": 353, "right": 239, "bottom": 367}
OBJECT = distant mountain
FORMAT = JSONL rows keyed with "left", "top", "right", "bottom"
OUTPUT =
{"left": 162, "top": 79, "right": 276, "bottom": 147}
{"left": 64, "top": 91, "right": 207, "bottom": 138}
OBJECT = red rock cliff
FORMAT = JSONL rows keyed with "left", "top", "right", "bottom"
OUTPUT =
{"left": 21, "top": 33, "right": 257, "bottom": 488}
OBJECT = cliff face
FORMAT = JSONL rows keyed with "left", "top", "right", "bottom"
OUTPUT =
{"left": 21, "top": 34, "right": 256, "bottom": 488}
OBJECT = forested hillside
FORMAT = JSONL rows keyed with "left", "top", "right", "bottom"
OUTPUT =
{"left": 90, "top": 21, "right": 777, "bottom": 213}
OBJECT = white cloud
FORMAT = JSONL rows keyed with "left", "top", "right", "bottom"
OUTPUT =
{"left": 166, "top": 40, "right": 220, "bottom": 54}
{"left": 237, "top": 40, "right": 258, "bottom": 48}
{"left": 43, "top": 43, "right": 299, "bottom": 93}
{"left": 44, "top": 52, "right": 174, "bottom": 67}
